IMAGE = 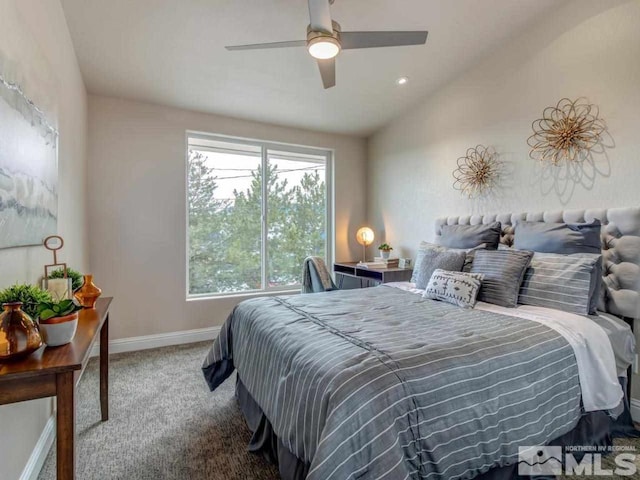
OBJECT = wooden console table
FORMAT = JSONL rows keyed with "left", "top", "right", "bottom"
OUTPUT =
{"left": 0, "top": 297, "right": 112, "bottom": 480}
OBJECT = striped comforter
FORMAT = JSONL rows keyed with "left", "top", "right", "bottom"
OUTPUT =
{"left": 203, "top": 286, "right": 582, "bottom": 479}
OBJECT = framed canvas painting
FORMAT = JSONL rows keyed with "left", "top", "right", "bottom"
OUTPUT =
{"left": 0, "top": 56, "right": 58, "bottom": 249}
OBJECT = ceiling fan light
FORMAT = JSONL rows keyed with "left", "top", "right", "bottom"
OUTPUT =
{"left": 308, "top": 37, "right": 341, "bottom": 59}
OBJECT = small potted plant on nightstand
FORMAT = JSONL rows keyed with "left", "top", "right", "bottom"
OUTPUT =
{"left": 37, "top": 299, "right": 82, "bottom": 347}
{"left": 378, "top": 243, "right": 393, "bottom": 260}
{"left": 46, "top": 267, "right": 84, "bottom": 292}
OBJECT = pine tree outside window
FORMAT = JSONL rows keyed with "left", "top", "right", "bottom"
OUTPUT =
{"left": 187, "top": 132, "right": 333, "bottom": 296}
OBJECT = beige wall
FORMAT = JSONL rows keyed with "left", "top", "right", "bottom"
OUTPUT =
{"left": 0, "top": 1, "right": 88, "bottom": 479}
{"left": 87, "top": 95, "right": 366, "bottom": 340}
{"left": 367, "top": 1, "right": 640, "bottom": 394}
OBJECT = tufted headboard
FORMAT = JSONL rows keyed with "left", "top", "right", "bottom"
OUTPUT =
{"left": 435, "top": 207, "right": 640, "bottom": 320}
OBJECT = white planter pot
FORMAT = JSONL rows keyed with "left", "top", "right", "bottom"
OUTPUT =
{"left": 39, "top": 312, "right": 78, "bottom": 347}
{"left": 379, "top": 250, "right": 391, "bottom": 259}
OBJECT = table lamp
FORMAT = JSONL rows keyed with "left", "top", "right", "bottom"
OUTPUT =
{"left": 356, "top": 227, "right": 374, "bottom": 263}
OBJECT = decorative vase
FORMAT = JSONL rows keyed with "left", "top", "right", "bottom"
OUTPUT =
{"left": 74, "top": 274, "right": 102, "bottom": 308}
{"left": 39, "top": 312, "right": 79, "bottom": 347}
{"left": 380, "top": 250, "right": 391, "bottom": 260}
{"left": 0, "top": 302, "right": 43, "bottom": 361}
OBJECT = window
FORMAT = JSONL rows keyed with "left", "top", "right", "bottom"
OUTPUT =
{"left": 187, "top": 132, "right": 332, "bottom": 296}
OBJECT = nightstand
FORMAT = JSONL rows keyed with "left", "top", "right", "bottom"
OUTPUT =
{"left": 333, "top": 262, "right": 413, "bottom": 288}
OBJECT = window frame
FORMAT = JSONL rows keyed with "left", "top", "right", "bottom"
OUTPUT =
{"left": 185, "top": 130, "right": 334, "bottom": 299}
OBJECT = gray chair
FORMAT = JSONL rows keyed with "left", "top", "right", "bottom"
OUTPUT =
{"left": 301, "top": 256, "right": 338, "bottom": 293}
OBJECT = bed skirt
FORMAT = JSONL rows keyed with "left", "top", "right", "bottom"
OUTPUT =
{"left": 235, "top": 376, "right": 637, "bottom": 480}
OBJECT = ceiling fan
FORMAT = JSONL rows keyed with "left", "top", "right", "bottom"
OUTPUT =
{"left": 225, "top": 0, "right": 428, "bottom": 89}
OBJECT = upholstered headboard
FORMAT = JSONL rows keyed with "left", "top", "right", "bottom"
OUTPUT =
{"left": 435, "top": 207, "right": 640, "bottom": 320}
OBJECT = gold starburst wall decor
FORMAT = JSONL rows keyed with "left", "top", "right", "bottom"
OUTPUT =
{"left": 452, "top": 145, "right": 500, "bottom": 198}
{"left": 527, "top": 97, "right": 606, "bottom": 165}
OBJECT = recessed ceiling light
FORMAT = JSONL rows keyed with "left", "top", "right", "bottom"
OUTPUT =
{"left": 396, "top": 76, "right": 409, "bottom": 85}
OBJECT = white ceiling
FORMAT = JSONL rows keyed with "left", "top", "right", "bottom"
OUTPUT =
{"left": 61, "top": 0, "right": 566, "bottom": 137}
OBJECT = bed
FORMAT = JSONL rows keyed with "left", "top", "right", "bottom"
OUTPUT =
{"left": 203, "top": 207, "right": 639, "bottom": 479}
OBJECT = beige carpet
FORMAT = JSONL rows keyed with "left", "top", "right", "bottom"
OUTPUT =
{"left": 37, "top": 342, "right": 640, "bottom": 479}
{"left": 38, "top": 342, "right": 279, "bottom": 480}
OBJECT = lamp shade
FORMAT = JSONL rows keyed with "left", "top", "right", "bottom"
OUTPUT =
{"left": 356, "top": 227, "right": 374, "bottom": 246}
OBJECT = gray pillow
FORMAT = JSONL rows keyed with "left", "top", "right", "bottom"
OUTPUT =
{"left": 415, "top": 248, "right": 467, "bottom": 289}
{"left": 470, "top": 249, "right": 533, "bottom": 307}
{"left": 519, "top": 252, "right": 602, "bottom": 315}
{"left": 412, "top": 241, "right": 488, "bottom": 283}
{"left": 438, "top": 222, "right": 501, "bottom": 249}
{"left": 461, "top": 243, "right": 488, "bottom": 272}
{"left": 423, "top": 269, "right": 485, "bottom": 308}
{"left": 411, "top": 241, "right": 447, "bottom": 283}
{"left": 514, "top": 219, "right": 601, "bottom": 254}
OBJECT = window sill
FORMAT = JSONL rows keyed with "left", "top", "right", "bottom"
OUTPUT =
{"left": 186, "top": 288, "right": 300, "bottom": 302}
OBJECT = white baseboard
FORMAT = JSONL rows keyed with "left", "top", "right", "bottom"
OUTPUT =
{"left": 631, "top": 398, "right": 640, "bottom": 423}
{"left": 90, "top": 325, "right": 221, "bottom": 357}
{"left": 19, "top": 414, "right": 55, "bottom": 480}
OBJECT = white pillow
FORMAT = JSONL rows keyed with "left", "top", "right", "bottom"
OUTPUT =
{"left": 423, "top": 269, "right": 484, "bottom": 308}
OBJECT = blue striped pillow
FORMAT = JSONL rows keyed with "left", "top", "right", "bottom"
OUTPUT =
{"left": 470, "top": 249, "right": 533, "bottom": 307}
{"left": 518, "top": 252, "right": 602, "bottom": 315}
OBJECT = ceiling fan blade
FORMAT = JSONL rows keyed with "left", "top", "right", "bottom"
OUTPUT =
{"left": 317, "top": 58, "right": 335, "bottom": 89}
{"left": 341, "top": 31, "right": 428, "bottom": 50}
{"left": 308, "top": 0, "right": 333, "bottom": 34}
{"left": 225, "top": 40, "right": 306, "bottom": 51}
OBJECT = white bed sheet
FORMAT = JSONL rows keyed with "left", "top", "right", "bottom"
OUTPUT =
{"left": 384, "top": 281, "right": 628, "bottom": 412}
{"left": 591, "top": 311, "right": 636, "bottom": 377}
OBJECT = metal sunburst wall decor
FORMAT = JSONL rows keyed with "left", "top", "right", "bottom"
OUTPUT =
{"left": 527, "top": 97, "right": 606, "bottom": 165}
{"left": 452, "top": 145, "right": 500, "bottom": 198}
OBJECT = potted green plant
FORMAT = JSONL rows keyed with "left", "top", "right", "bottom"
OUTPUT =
{"left": 47, "top": 268, "right": 84, "bottom": 291}
{"left": 378, "top": 243, "right": 393, "bottom": 260}
{"left": 37, "top": 299, "right": 82, "bottom": 347}
{"left": 0, "top": 284, "right": 52, "bottom": 319}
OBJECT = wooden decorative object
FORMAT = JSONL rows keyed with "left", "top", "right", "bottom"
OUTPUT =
{"left": 527, "top": 97, "right": 606, "bottom": 165}
{"left": 43, "top": 235, "right": 73, "bottom": 300}
{"left": 43, "top": 235, "right": 67, "bottom": 279}
{"left": 452, "top": 145, "right": 500, "bottom": 198}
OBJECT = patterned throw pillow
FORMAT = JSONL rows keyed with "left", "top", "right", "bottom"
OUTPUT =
{"left": 470, "top": 249, "right": 533, "bottom": 307}
{"left": 518, "top": 252, "right": 602, "bottom": 315}
{"left": 414, "top": 249, "right": 467, "bottom": 290}
{"left": 423, "top": 269, "right": 484, "bottom": 308}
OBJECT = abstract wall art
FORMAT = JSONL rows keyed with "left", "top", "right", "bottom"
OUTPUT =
{"left": 527, "top": 97, "right": 606, "bottom": 166}
{"left": 452, "top": 145, "right": 501, "bottom": 198}
{"left": 0, "top": 60, "right": 58, "bottom": 249}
